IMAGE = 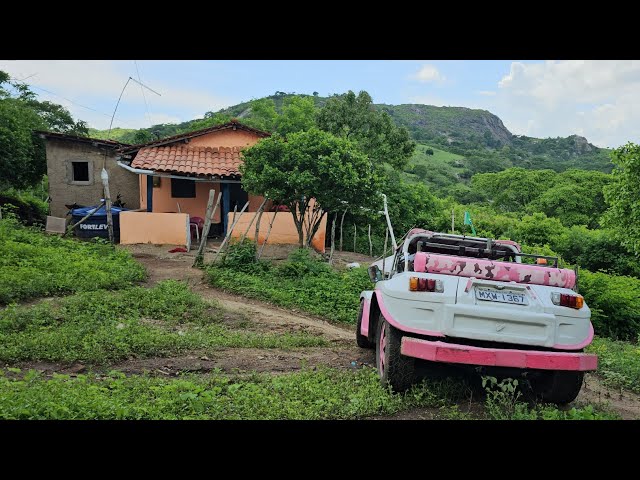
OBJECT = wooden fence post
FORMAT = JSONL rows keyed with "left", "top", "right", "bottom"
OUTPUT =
{"left": 214, "top": 201, "right": 249, "bottom": 263}
{"left": 193, "top": 189, "right": 217, "bottom": 266}
{"left": 353, "top": 224, "right": 357, "bottom": 253}
{"left": 101, "top": 168, "right": 114, "bottom": 244}
{"left": 240, "top": 198, "right": 268, "bottom": 243}
{"left": 257, "top": 208, "right": 279, "bottom": 261}
{"left": 329, "top": 212, "right": 337, "bottom": 265}
{"left": 339, "top": 208, "right": 347, "bottom": 251}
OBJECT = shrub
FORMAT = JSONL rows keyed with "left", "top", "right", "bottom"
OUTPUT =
{"left": 220, "top": 240, "right": 257, "bottom": 271}
{"left": 579, "top": 270, "right": 640, "bottom": 341}
{"left": 276, "top": 248, "right": 331, "bottom": 278}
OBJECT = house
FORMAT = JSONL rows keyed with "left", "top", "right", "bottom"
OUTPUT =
{"left": 38, "top": 131, "right": 139, "bottom": 218}
{"left": 116, "top": 120, "right": 271, "bottom": 236}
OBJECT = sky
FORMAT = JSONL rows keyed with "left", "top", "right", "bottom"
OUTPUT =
{"left": 1, "top": 60, "right": 638, "bottom": 148}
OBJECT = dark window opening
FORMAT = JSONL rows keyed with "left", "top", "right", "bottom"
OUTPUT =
{"left": 171, "top": 178, "right": 196, "bottom": 198}
{"left": 72, "top": 162, "right": 89, "bottom": 182}
{"left": 229, "top": 183, "right": 249, "bottom": 210}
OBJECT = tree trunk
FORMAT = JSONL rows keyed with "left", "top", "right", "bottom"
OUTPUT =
{"left": 339, "top": 208, "right": 347, "bottom": 251}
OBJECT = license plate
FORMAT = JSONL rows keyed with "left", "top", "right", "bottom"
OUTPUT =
{"left": 475, "top": 288, "right": 528, "bottom": 305}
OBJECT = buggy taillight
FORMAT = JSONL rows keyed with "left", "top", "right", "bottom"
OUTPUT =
{"left": 409, "top": 277, "right": 443, "bottom": 292}
{"left": 551, "top": 292, "right": 584, "bottom": 309}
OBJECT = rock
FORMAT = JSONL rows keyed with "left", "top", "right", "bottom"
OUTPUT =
{"left": 346, "top": 262, "right": 360, "bottom": 269}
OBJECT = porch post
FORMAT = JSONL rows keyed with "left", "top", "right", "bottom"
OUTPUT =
{"left": 146, "top": 174, "right": 153, "bottom": 212}
{"left": 222, "top": 182, "right": 230, "bottom": 234}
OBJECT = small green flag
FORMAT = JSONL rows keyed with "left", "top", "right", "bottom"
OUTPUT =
{"left": 463, "top": 211, "right": 477, "bottom": 236}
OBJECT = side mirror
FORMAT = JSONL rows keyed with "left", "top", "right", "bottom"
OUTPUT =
{"left": 368, "top": 265, "right": 382, "bottom": 283}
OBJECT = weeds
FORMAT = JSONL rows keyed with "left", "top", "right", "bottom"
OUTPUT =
{"left": 588, "top": 336, "right": 640, "bottom": 393}
{"left": 0, "top": 281, "right": 327, "bottom": 363}
{"left": 0, "top": 217, "right": 146, "bottom": 304}
{"left": 0, "top": 367, "right": 449, "bottom": 420}
{"left": 481, "top": 375, "right": 619, "bottom": 420}
{"left": 208, "top": 247, "right": 370, "bottom": 323}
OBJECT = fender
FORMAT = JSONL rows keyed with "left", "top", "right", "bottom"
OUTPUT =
{"left": 359, "top": 290, "right": 374, "bottom": 338}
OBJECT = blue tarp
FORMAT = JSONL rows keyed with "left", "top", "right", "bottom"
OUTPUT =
{"left": 71, "top": 205, "right": 129, "bottom": 217}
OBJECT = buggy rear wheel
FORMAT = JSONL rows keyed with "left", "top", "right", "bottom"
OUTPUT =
{"left": 375, "top": 315, "right": 416, "bottom": 392}
{"left": 528, "top": 370, "right": 584, "bottom": 405}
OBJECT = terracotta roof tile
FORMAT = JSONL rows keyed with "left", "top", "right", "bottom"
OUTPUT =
{"left": 131, "top": 145, "right": 245, "bottom": 178}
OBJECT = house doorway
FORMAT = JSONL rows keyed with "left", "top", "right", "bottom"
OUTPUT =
{"left": 221, "top": 183, "right": 249, "bottom": 234}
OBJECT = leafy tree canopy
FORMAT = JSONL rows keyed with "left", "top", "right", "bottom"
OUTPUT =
{"left": 241, "top": 128, "right": 380, "bottom": 247}
{"left": 316, "top": 90, "right": 415, "bottom": 170}
{"left": 603, "top": 142, "right": 640, "bottom": 255}
{"left": 0, "top": 71, "right": 88, "bottom": 188}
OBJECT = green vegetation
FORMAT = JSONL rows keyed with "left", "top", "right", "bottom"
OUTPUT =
{"left": 209, "top": 247, "right": 370, "bottom": 324}
{"left": 589, "top": 336, "right": 640, "bottom": 393}
{"left": 481, "top": 377, "right": 619, "bottom": 420}
{"left": 317, "top": 91, "right": 415, "bottom": 171}
{"left": 0, "top": 217, "right": 146, "bottom": 304}
{"left": 0, "top": 367, "right": 617, "bottom": 420}
{"left": 0, "top": 179, "right": 49, "bottom": 225}
{"left": 241, "top": 128, "right": 379, "bottom": 248}
{"left": 0, "top": 368, "right": 459, "bottom": 420}
{"left": 0, "top": 280, "right": 325, "bottom": 364}
{"left": 579, "top": 271, "right": 640, "bottom": 341}
{"left": 0, "top": 71, "right": 88, "bottom": 190}
{"left": 603, "top": 143, "right": 640, "bottom": 255}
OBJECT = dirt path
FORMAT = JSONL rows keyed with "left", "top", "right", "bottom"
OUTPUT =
{"left": 126, "top": 246, "right": 640, "bottom": 420}
{"left": 132, "top": 250, "right": 356, "bottom": 342}
{"left": 578, "top": 374, "right": 640, "bottom": 420}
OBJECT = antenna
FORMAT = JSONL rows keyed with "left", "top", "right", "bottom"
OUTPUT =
{"left": 106, "top": 76, "right": 161, "bottom": 140}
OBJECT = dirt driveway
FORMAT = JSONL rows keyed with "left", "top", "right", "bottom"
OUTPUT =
{"left": 122, "top": 244, "right": 640, "bottom": 420}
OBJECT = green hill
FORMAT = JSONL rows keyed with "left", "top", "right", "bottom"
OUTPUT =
{"left": 91, "top": 93, "right": 613, "bottom": 176}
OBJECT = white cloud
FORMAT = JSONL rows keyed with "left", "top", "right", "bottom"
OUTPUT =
{"left": 477, "top": 90, "right": 496, "bottom": 96}
{"left": 493, "top": 60, "right": 640, "bottom": 147}
{"left": 0, "top": 60, "right": 234, "bottom": 130}
{"left": 410, "top": 64, "right": 446, "bottom": 84}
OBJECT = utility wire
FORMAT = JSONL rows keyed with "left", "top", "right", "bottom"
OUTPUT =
{"left": 134, "top": 60, "right": 152, "bottom": 128}
{"left": 8, "top": 74, "right": 137, "bottom": 128}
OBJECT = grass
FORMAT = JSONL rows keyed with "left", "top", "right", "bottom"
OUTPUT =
{"left": 0, "top": 368, "right": 454, "bottom": 420}
{"left": 404, "top": 143, "right": 466, "bottom": 192}
{"left": 0, "top": 367, "right": 619, "bottom": 420}
{"left": 588, "top": 336, "right": 640, "bottom": 393}
{"left": 0, "top": 280, "right": 326, "bottom": 364}
{"left": 0, "top": 217, "right": 146, "bottom": 304}
{"left": 207, "top": 246, "right": 370, "bottom": 324}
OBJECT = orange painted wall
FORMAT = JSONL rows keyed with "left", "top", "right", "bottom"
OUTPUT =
{"left": 140, "top": 176, "right": 223, "bottom": 221}
{"left": 229, "top": 212, "right": 327, "bottom": 253}
{"left": 138, "top": 128, "right": 268, "bottom": 222}
{"left": 188, "top": 129, "right": 260, "bottom": 148}
{"left": 120, "top": 212, "right": 191, "bottom": 247}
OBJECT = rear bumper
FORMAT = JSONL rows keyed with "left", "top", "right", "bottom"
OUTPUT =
{"left": 400, "top": 337, "right": 598, "bottom": 371}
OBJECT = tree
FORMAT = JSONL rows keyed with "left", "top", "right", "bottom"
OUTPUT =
{"left": 313, "top": 91, "right": 319, "bottom": 97}
{"left": 316, "top": 90, "right": 415, "bottom": 170}
{"left": 133, "top": 130, "right": 154, "bottom": 144}
{"left": 244, "top": 98, "right": 278, "bottom": 132}
{"left": 0, "top": 71, "right": 90, "bottom": 189}
{"left": 470, "top": 167, "right": 556, "bottom": 212}
{"left": 603, "top": 142, "right": 640, "bottom": 255}
{"left": 241, "top": 128, "right": 380, "bottom": 248}
{"left": 275, "top": 96, "right": 316, "bottom": 136}
{"left": 0, "top": 98, "right": 45, "bottom": 189}
{"left": 425, "top": 148, "right": 434, "bottom": 156}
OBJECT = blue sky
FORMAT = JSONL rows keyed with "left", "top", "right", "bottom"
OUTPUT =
{"left": 1, "top": 60, "right": 638, "bottom": 148}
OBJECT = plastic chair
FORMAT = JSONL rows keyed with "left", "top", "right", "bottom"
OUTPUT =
{"left": 189, "top": 216, "right": 205, "bottom": 242}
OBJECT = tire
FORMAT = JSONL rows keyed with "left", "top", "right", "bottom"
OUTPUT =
{"left": 528, "top": 370, "right": 584, "bottom": 405}
{"left": 356, "top": 301, "right": 374, "bottom": 349}
{"left": 375, "top": 314, "right": 416, "bottom": 392}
